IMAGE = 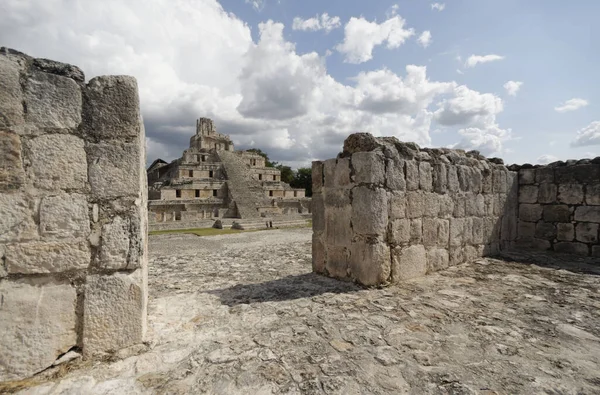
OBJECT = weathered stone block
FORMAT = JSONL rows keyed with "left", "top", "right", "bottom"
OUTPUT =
{"left": 463, "top": 245, "right": 480, "bottom": 262}
{"left": 24, "top": 70, "right": 82, "bottom": 129}
{"left": 100, "top": 216, "right": 134, "bottom": 270}
{"left": 410, "top": 219, "right": 423, "bottom": 244}
{"left": 502, "top": 212, "right": 518, "bottom": 242}
{"left": 472, "top": 217, "right": 485, "bottom": 244}
{"left": 388, "top": 191, "right": 406, "bottom": 220}
{"left": 447, "top": 166, "right": 459, "bottom": 193}
{"left": 538, "top": 183, "right": 557, "bottom": 204}
{"left": 574, "top": 206, "right": 600, "bottom": 223}
{"left": 432, "top": 163, "right": 447, "bottom": 193}
{"left": 535, "top": 222, "right": 556, "bottom": 241}
{"left": 484, "top": 217, "right": 500, "bottom": 243}
{"left": 406, "top": 191, "right": 424, "bottom": 219}
{"left": 554, "top": 242, "right": 589, "bottom": 256}
{"left": 519, "top": 169, "right": 535, "bottom": 185}
{"left": 423, "top": 192, "right": 441, "bottom": 217}
{"left": 83, "top": 269, "right": 147, "bottom": 357}
{"left": 423, "top": 218, "right": 450, "bottom": 247}
{"left": 349, "top": 240, "right": 390, "bottom": 286}
{"left": 389, "top": 218, "right": 410, "bottom": 245}
{"left": 419, "top": 161, "right": 433, "bottom": 191}
{"left": 26, "top": 134, "right": 88, "bottom": 190}
{"left": 5, "top": 241, "right": 90, "bottom": 274}
{"left": 312, "top": 234, "right": 326, "bottom": 273}
{"left": 585, "top": 184, "right": 600, "bottom": 205}
{"left": 325, "top": 205, "right": 353, "bottom": 247}
{"left": 88, "top": 143, "right": 141, "bottom": 198}
{"left": 0, "top": 55, "right": 25, "bottom": 128}
{"left": 39, "top": 193, "right": 90, "bottom": 239}
{"left": 558, "top": 184, "right": 584, "bottom": 205}
{"left": 325, "top": 246, "right": 350, "bottom": 279}
{"left": 352, "top": 151, "right": 385, "bottom": 185}
{"left": 391, "top": 245, "right": 426, "bottom": 281}
{"left": 448, "top": 247, "right": 464, "bottom": 266}
{"left": 493, "top": 194, "right": 507, "bottom": 216}
{"left": 333, "top": 158, "right": 352, "bottom": 188}
{"left": 449, "top": 218, "right": 466, "bottom": 247}
{"left": 493, "top": 170, "right": 507, "bottom": 193}
{"left": 0, "top": 192, "right": 37, "bottom": 243}
{"left": 543, "top": 204, "right": 571, "bottom": 223}
{"left": 311, "top": 194, "right": 325, "bottom": 233}
{"left": 519, "top": 185, "right": 538, "bottom": 203}
{"left": 519, "top": 204, "right": 542, "bottom": 222}
{"left": 85, "top": 75, "right": 141, "bottom": 140}
{"left": 324, "top": 188, "right": 351, "bottom": 208}
{"left": 0, "top": 131, "right": 25, "bottom": 191}
{"left": 463, "top": 217, "right": 474, "bottom": 244}
{"left": 426, "top": 248, "right": 449, "bottom": 273}
{"left": 312, "top": 161, "right": 323, "bottom": 194}
{"left": 351, "top": 186, "right": 387, "bottom": 235}
{"left": 535, "top": 167, "right": 554, "bottom": 184}
{"left": 556, "top": 164, "right": 600, "bottom": 185}
{"left": 465, "top": 194, "right": 485, "bottom": 216}
{"left": 323, "top": 159, "right": 336, "bottom": 188}
{"left": 438, "top": 194, "right": 455, "bottom": 217}
{"left": 482, "top": 170, "right": 493, "bottom": 194}
{"left": 575, "top": 222, "right": 598, "bottom": 243}
{"left": 484, "top": 195, "right": 494, "bottom": 216}
{"left": 592, "top": 246, "right": 600, "bottom": 258}
{"left": 405, "top": 161, "right": 419, "bottom": 190}
{"left": 0, "top": 281, "right": 77, "bottom": 380}
{"left": 518, "top": 221, "right": 536, "bottom": 239}
{"left": 385, "top": 158, "right": 406, "bottom": 190}
{"left": 531, "top": 238, "right": 551, "bottom": 250}
{"left": 453, "top": 194, "right": 466, "bottom": 217}
{"left": 557, "top": 223, "right": 574, "bottom": 241}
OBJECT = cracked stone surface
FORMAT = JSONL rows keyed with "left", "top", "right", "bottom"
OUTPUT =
{"left": 13, "top": 228, "right": 600, "bottom": 394}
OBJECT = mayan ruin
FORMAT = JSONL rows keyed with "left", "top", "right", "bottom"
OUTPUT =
{"left": 147, "top": 118, "right": 310, "bottom": 231}
{"left": 1, "top": 1, "right": 600, "bottom": 393}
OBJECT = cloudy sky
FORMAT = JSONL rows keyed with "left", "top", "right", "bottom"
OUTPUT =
{"left": 2, "top": 0, "right": 599, "bottom": 167}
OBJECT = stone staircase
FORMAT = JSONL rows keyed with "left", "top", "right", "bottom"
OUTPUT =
{"left": 231, "top": 217, "right": 310, "bottom": 230}
{"left": 217, "top": 150, "right": 271, "bottom": 218}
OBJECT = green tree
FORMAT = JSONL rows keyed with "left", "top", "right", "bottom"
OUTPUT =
{"left": 291, "top": 167, "right": 312, "bottom": 197}
{"left": 276, "top": 164, "right": 294, "bottom": 184}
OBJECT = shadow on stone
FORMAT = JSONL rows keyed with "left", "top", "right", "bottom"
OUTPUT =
{"left": 206, "top": 273, "right": 362, "bottom": 306}
{"left": 497, "top": 250, "right": 600, "bottom": 276}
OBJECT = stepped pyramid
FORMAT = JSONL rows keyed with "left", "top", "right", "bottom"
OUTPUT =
{"left": 147, "top": 118, "right": 310, "bottom": 227}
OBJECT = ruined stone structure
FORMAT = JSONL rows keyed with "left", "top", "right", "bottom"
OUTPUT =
{"left": 515, "top": 161, "right": 600, "bottom": 256}
{"left": 147, "top": 118, "right": 310, "bottom": 230}
{"left": 313, "top": 133, "right": 600, "bottom": 286}
{"left": 312, "top": 133, "right": 519, "bottom": 286}
{"left": 0, "top": 48, "right": 148, "bottom": 381}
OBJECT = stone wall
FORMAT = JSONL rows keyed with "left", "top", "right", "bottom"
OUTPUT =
{"left": 312, "top": 133, "right": 518, "bottom": 286}
{"left": 0, "top": 48, "right": 148, "bottom": 381}
{"left": 515, "top": 160, "right": 600, "bottom": 257}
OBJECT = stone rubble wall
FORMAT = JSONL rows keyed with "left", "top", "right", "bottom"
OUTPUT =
{"left": 515, "top": 160, "right": 600, "bottom": 257}
{"left": 0, "top": 48, "right": 148, "bottom": 381}
{"left": 312, "top": 133, "right": 518, "bottom": 286}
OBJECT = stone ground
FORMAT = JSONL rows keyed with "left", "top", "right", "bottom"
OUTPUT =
{"left": 10, "top": 228, "right": 600, "bottom": 394}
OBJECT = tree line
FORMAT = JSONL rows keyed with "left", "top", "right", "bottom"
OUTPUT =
{"left": 246, "top": 148, "right": 312, "bottom": 196}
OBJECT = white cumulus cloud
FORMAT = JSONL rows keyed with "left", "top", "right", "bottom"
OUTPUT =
{"left": 537, "top": 154, "right": 559, "bottom": 164}
{"left": 336, "top": 15, "right": 415, "bottom": 64}
{"left": 431, "top": 3, "right": 446, "bottom": 11}
{"left": 571, "top": 121, "right": 600, "bottom": 147}
{"left": 503, "top": 81, "right": 523, "bottom": 97}
{"left": 465, "top": 54, "right": 505, "bottom": 68}
{"left": 554, "top": 98, "right": 589, "bottom": 113}
{"left": 292, "top": 13, "right": 341, "bottom": 33}
{"left": 417, "top": 31, "right": 432, "bottom": 48}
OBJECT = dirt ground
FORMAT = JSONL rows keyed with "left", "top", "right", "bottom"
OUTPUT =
{"left": 13, "top": 228, "right": 600, "bottom": 394}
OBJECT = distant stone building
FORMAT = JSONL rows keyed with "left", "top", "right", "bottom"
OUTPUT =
{"left": 147, "top": 118, "right": 310, "bottom": 228}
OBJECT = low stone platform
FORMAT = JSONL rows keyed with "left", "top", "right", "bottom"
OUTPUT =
{"left": 8, "top": 228, "right": 600, "bottom": 394}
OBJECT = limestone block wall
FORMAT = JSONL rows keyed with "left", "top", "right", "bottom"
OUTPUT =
{"left": 515, "top": 160, "right": 600, "bottom": 257}
{"left": 312, "top": 133, "right": 518, "bottom": 286}
{"left": 0, "top": 48, "right": 147, "bottom": 381}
